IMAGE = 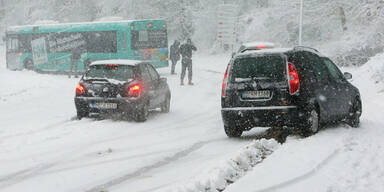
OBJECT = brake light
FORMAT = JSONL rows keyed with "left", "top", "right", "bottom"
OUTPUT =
{"left": 222, "top": 65, "right": 229, "bottom": 97}
{"left": 105, "top": 64, "right": 119, "bottom": 67}
{"left": 76, "top": 83, "right": 85, "bottom": 96}
{"left": 128, "top": 84, "right": 141, "bottom": 97}
{"left": 256, "top": 45, "right": 267, "bottom": 49}
{"left": 288, "top": 62, "right": 300, "bottom": 95}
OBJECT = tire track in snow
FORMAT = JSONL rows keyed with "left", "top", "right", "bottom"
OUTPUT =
{"left": 0, "top": 89, "right": 28, "bottom": 101}
{"left": 253, "top": 135, "right": 356, "bottom": 192}
{"left": 0, "top": 163, "right": 57, "bottom": 189}
{"left": 85, "top": 139, "right": 220, "bottom": 192}
{"left": 253, "top": 148, "right": 340, "bottom": 192}
{"left": 0, "top": 119, "right": 72, "bottom": 141}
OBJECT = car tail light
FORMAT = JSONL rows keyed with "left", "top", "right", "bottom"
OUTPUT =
{"left": 288, "top": 62, "right": 300, "bottom": 95}
{"left": 105, "top": 64, "right": 119, "bottom": 67}
{"left": 76, "top": 83, "right": 85, "bottom": 96}
{"left": 256, "top": 45, "right": 267, "bottom": 49}
{"left": 222, "top": 65, "right": 229, "bottom": 97}
{"left": 128, "top": 84, "right": 141, "bottom": 97}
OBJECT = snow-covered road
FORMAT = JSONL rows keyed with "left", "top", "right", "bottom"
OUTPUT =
{"left": 0, "top": 48, "right": 263, "bottom": 192}
{"left": 1, "top": 45, "right": 383, "bottom": 192}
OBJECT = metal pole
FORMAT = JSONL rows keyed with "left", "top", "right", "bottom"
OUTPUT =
{"left": 299, "top": 0, "right": 303, "bottom": 46}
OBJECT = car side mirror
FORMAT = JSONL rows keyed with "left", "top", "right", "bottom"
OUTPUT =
{"left": 344, "top": 72, "right": 352, "bottom": 80}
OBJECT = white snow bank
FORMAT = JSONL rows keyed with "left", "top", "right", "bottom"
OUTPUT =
{"left": 162, "top": 139, "right": 280, "bottom": 192}
{"left": 360, "top": 52, "right": 384, "bottom": 89}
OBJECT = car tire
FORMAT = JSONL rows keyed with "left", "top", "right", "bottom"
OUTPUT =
{"left": 300, "top": 107, "right": 320, "bottom": 137}
{"left": 77, "top": 110, "right": 89, "bottom": 120}
{"left": 134, "top": 103, "right": 149, "bottom": 122}
{"left": 161, "top": 94, "right": 171, "bottom": 113}
{"left": 348, "top": 99, "right": 361, "bottom": 128}
{"left": 224, "top": 124, "right": 243, "bottom": 138}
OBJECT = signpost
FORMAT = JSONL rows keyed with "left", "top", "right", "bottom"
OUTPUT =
{"left": 217, "top": 4, "right": 239, "bottom": 51}
{"left": 299, "top": 0, "right": 303, "bottom": 46}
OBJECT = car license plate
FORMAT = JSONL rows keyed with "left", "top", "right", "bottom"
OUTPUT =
{"left": 242, "top": 90, "right": 270, "bottom": 99}
{"left": 91, "top": 102, "right": 117, "bottom": 109}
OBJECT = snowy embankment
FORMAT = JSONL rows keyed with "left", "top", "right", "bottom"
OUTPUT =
{"left": 167, "top": 139, "right": 279, "bottom": 192}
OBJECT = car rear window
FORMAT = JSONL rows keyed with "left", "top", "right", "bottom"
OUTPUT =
{"left": 232, "top": 55, "right": 286, "bottom": 80}
{"left": 85, "top": 65, "right": 134, "bottom": 81}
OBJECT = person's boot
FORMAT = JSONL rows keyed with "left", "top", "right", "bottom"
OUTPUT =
{"left": 188, "top": 80, "right": 194, "bottom": 85}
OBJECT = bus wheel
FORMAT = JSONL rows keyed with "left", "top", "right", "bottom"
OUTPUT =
{"left": 24, "top": 59, "right": 34, "bottom": 70}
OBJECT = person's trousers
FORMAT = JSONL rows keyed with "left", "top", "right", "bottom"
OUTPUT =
{"left": 70, "top": 58, "right": 79, "bottom": 77}
{"left": 181, "top": 58, "right": 192, "bottom": 81}
{"left": 171, "top": 59, "right": 177, "bottom": 74}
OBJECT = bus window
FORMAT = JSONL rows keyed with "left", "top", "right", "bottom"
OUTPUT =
{"left": 85, "top": 31, "right": 117, "bottom": 53}
{"left": 118, "top": 31, "right": 127, "bottom": 51}
{"left": 131, "top": 30, "right": 167, "bottom": 50}
{"left": 6, "top": 37, "right": 19, "bottom": 52}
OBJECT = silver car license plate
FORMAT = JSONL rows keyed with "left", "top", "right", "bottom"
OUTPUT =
{"left": 242, "top": 90, "right": 270, "bottom": 99}
{"left": 91, "top": 102, "right": 117, "bottom": 109}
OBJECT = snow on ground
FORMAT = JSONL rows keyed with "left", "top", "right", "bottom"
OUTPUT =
{"left": 1, "top": 45, "right": 384, "bottom": 192}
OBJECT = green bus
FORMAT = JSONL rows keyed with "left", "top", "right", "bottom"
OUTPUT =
{"left": 4, "top": 19, "right": 168, "bottom": 73}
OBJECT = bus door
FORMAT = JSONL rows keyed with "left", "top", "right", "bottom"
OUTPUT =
{"left": 5, "top": 35, "right": 21, "bottom": 70}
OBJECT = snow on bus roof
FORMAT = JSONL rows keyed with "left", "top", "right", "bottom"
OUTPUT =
{"left": 90, "top": 60, "right": 143, "bottom": 66}
{"left": 7, "top": 19, "right": 163, "bottom": 31}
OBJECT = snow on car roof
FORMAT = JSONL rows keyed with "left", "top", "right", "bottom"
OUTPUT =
{"left": 90, "top": 60, "right": 143, "bottom": 66}
{"left": 237, "top": 48, "right": 292, "bottom": 57}
{"left": 242, "top": 41, "right": 275, "bottom": 48}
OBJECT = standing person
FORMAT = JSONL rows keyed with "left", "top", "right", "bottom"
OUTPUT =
{"left": 179, "top": 38, "right": 197, "bottom": 85}
{"left": 169, "top": 40, "right": 180, "bottom": 75}
{"left": 69, "top": 46, "right": 83, "bottom": 78}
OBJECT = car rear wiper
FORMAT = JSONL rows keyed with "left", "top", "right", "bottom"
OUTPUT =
{"left": 83, "top": 78, "right": 110, "bottom": 83}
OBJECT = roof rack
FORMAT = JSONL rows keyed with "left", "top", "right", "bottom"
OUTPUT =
{"left": 293, "top": 46, "right": 319, "bottom": 53}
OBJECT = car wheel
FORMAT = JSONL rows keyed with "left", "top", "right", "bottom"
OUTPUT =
{"left": 348, "top": 99, "right": 361, "bottom": 128}
{"left": 135, "top": 103, "right": 148, "bottom": 122}
{"left": 77, "top": 110, "right": 89, "bottom": 120}
{"left": 300, "top": 108, "right": 320, "bottom": 137}
{"left": 224, "top": 124, "right": 243, "bottom": 138}
{"left": 161, "top": 94, "right": 170, "bottom": 113}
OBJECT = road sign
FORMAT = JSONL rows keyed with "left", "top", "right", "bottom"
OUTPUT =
{"left": 217, "top": 4, "right": 239, "bottom": 46}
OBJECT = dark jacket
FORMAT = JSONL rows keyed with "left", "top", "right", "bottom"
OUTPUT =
{"left": 180, "top": 43, "right": 197, "bottom": 59}
{"left": 72, "top": 47, "right": 83, "bottom": 60}
{"left": 170, "top": 42, "right": 180, "bottom": 61}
